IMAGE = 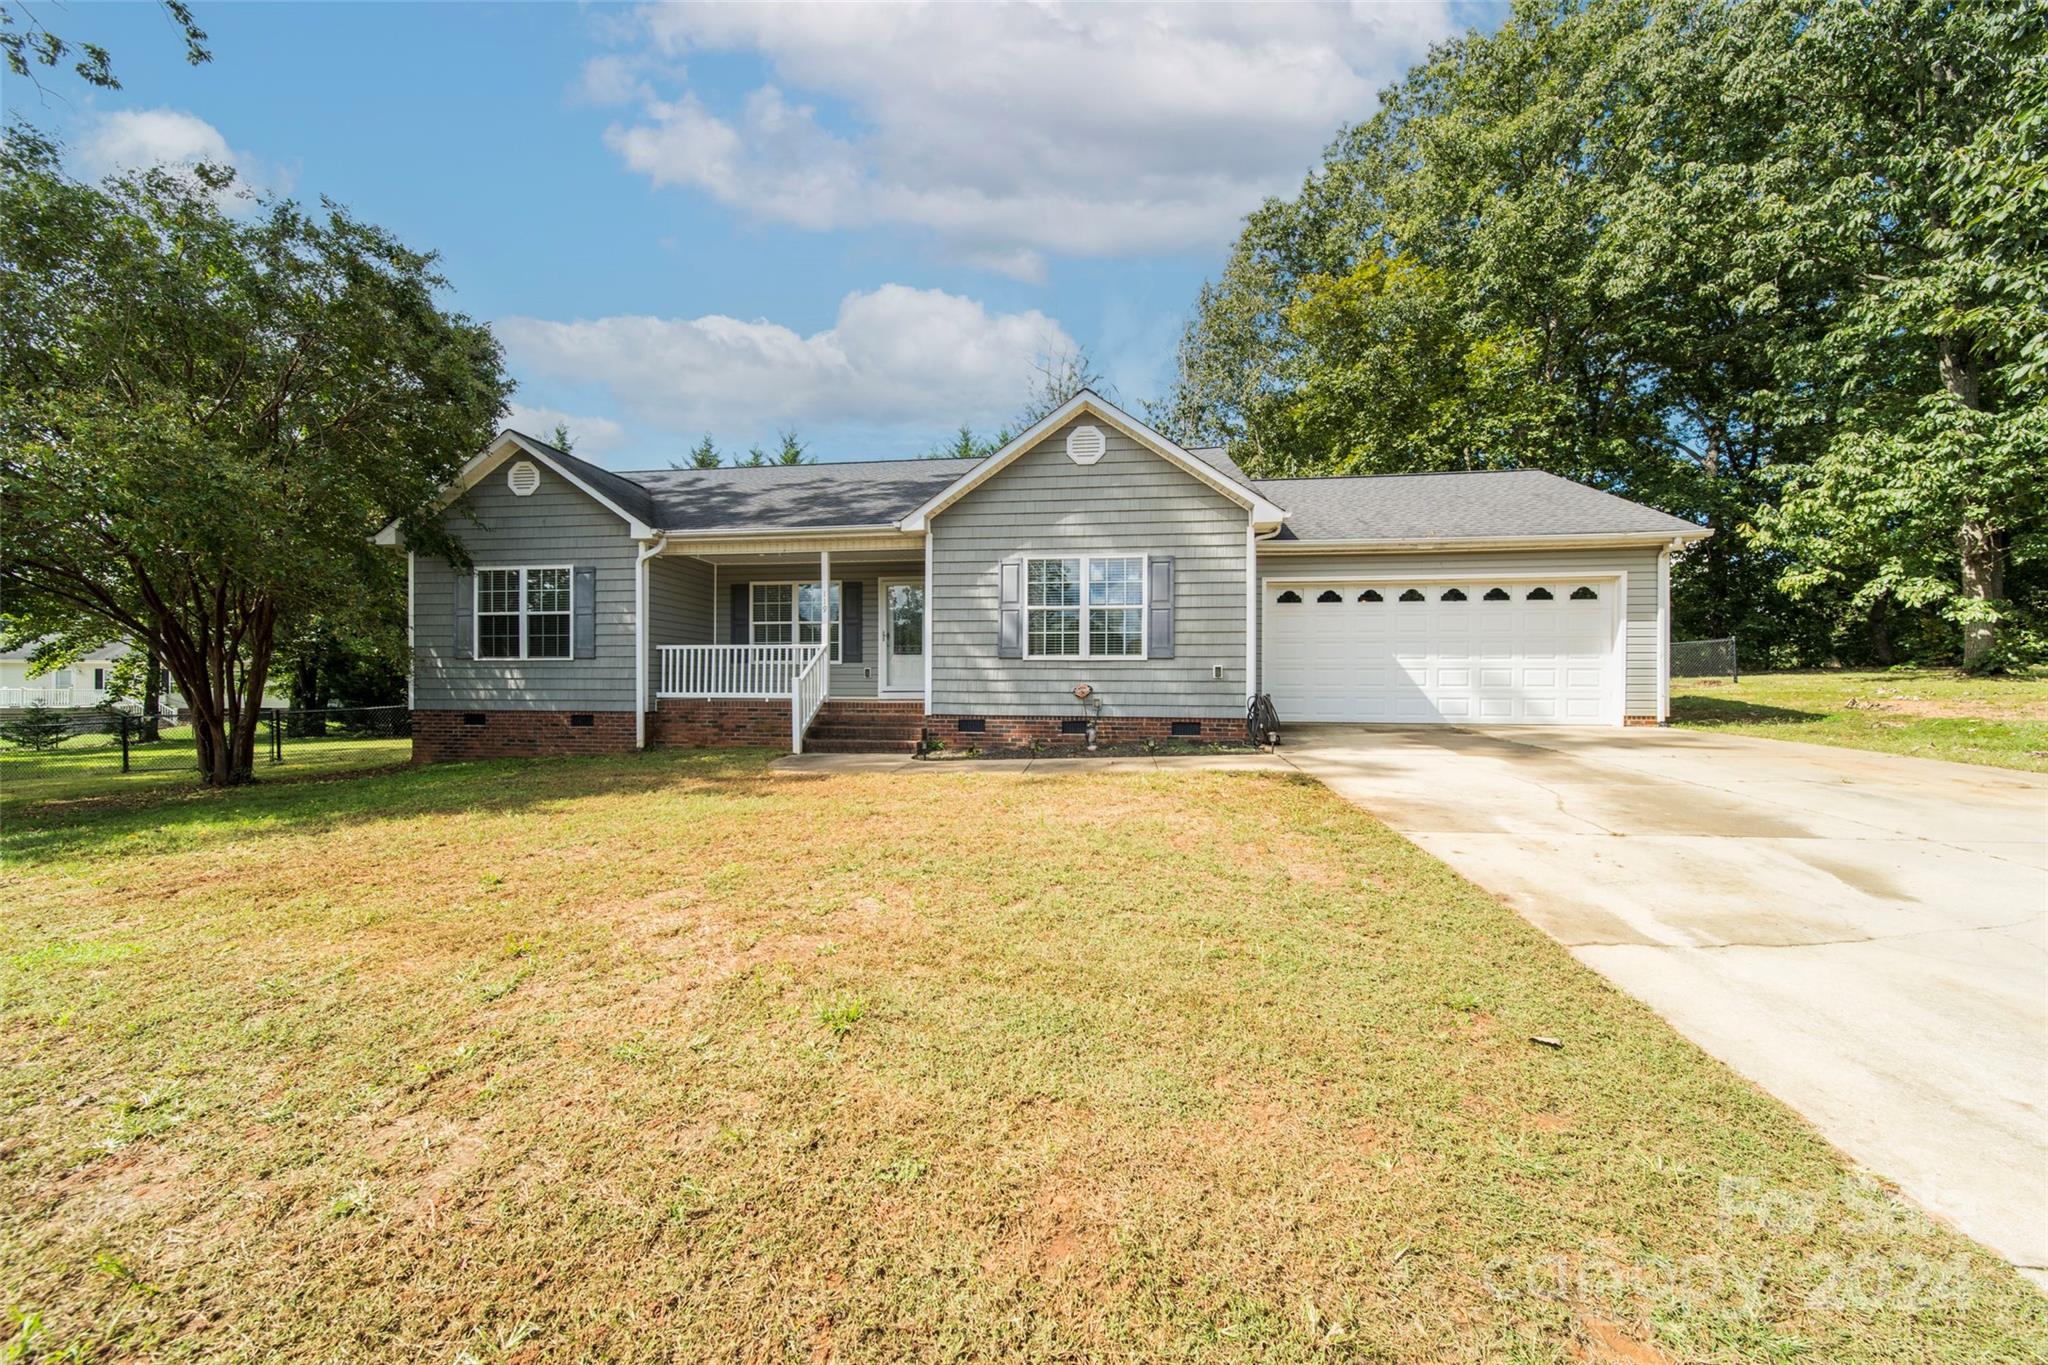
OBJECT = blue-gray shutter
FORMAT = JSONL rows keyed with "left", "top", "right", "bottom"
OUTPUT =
{"left": 573, "top": 565, "right": 597, "bottom": 659}
{"left": 842, "top": 580, "right": 864, "bottom": 662}
{"left": 1147, "top": 556, "right": 1175, "bottom": 659}
{"left": 453, "top": 571, "right": 474, "bottom": 660}
{"left": 997, "top": 558, "right": 1024, "bottom": 659}
{"left": 729, "top": 583, "right": 749, "bottom": 644}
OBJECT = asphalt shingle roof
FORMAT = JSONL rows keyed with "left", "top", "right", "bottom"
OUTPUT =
{"left": 623, "top": 458, "right": 980, "bottom": 532}
{"left": 506, "top": 431, "right": 1702, "bottom": 543}
{"left": 1256, "top": 469, "right": 1704, "bottom": 543}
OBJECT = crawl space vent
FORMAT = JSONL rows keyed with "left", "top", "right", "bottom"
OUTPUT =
{"left": 506, "top": 460, "right": 541, "bottom": 496}
{"left": 1065, "top": 424, "right": 1106, "bottom": 465}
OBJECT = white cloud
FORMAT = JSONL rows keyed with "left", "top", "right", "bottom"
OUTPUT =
{"left": 498, "top": 284, "right": 1075, "bottom": 440}
{"left": 501, "top": 405, "right": 631, "bottom": 457}
{"left": 571, "top": 53, "right": 683, "bottom": 107}
{"left": 594, "top": 1, "right": 1457, "bottom": 262}
{"left": 74, "top": 108, "right": 290, "bottom": 204}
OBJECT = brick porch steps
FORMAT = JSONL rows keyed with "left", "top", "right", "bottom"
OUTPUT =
{"left": 803, "top": 699, "right": 924, "bottom": 754}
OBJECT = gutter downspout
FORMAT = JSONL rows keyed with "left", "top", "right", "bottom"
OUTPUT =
{"left": 1244, "top": 516, "right": 1257, "bottom": 707}
{"left": 923, "top": 530, "right": 934, "bottom": 714}
{"left": 636, "top": 534, "right": 667, "bottom": 749}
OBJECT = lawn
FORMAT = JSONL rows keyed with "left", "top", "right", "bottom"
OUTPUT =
{"left": 0, "top": 722, "right": 411, "bottom": 808}
{"left": 1672, "top": 668, "right": 2048, "bottom": 772}
{"left": 3, "top": 752, "right": 2042, "bottom": 1362}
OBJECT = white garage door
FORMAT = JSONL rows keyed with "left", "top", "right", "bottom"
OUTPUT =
{"left": 1263, "top": 579, "right": 1621, "bottom": 725}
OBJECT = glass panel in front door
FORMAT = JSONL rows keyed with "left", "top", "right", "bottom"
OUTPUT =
{"left": 889, "top": 585, "right": 924, "bottom": 657}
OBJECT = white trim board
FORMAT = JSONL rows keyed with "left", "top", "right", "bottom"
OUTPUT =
{"left": 1259, "top": 530, "right": 1709, "bottom": 555}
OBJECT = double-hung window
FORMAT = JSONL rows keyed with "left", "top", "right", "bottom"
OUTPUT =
{"left": 751, "top": 581, "right": 841, "bottom": 663}
{"left": 1025, "top": 554, "right": 1146, "bottom": 659}
{"left": 476, "top": 566, "right": 572, "bottom": 660}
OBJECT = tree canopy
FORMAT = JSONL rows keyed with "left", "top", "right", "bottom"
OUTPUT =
{"left": 0, "top": 129, "right": 509, "bottom": 781}
{"left": 1164, "top": 0, "right": 2046, "bottom": 667}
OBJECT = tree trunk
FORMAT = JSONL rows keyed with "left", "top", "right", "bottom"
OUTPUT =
{"left": 142, "top": 643, "right": 162, "bottom": 741}
{"left": 1940, "top": 335, "right": 2003, "bottom": 667}
{"left": 1958, "top": 520, "right": 2005, "bottom": 668}
{"left": 1866, "top": 596, "right": 1896, "bottom": 667}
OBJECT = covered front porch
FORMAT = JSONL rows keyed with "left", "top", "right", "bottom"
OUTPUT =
{"left": 644, "top": 539, "right": 928, "bottom": 753}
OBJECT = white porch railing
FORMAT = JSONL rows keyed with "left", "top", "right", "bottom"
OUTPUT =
{"left": 657, "top": 644, "right": 819, "bottom": 699}
{"left": 655, "top": 643, "right": 832, "bottom": 753}
{"left": 0, "top": 686, "right": 89, "bottom": 708}
{"left": 790, "top": 646, "right": 829, "bottom": 754}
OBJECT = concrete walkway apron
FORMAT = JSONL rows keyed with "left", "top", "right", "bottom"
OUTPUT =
{"left": 1281, "top": 724, "right": 2048, "bottom": 1286}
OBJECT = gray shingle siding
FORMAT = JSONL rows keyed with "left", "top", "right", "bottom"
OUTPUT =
{"left": 413, "top": 464, "right": 640, "bottom": 711}
{"left": 646, "top": 555, "right": 715, "bottom": 689}
{"left": 710, "top": 558, "right": 925, "bottom": 699}
{"left": 930, "top": 418, "right": 1249, "bottom": 719}
{"left": 1255, "top": 545, "right": 1663, "bottom": 716}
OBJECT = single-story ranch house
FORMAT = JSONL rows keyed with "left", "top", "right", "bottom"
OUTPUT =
{"left": 378, "top": 392, "right": 1710, "bottom": 761}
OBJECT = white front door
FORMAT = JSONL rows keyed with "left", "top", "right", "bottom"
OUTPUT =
{"left": 881, "top": 580, "right": 924, "bottom": 695}
{"left": 1262, "top": 578, "right": 1623, "bottom": 725}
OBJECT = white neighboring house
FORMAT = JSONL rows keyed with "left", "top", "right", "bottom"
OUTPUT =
{"left": 0, "top": 641, "right": 287, "bottom": 713}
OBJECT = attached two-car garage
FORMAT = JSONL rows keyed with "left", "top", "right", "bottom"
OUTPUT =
{"left": 1261, "top": 577, "right": 1624, "bottom": 725}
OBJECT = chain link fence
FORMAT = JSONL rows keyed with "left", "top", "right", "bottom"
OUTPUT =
{"left": 0, "top": 704, "right": 410, "bottom": 804}
{"left": 1671, "top": 637, "right": 1739, "bottom": 680}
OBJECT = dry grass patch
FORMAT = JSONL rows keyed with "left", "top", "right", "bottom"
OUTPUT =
{"left": 3, "top": 750, "right": 2043, "bottom": 1361}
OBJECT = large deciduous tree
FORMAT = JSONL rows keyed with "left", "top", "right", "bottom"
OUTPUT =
{"left": 1164, "top": 0, "right": 2045, "bottom": 667}
{"left": 0, "top": 129, "right": 509, "bottom": 783}
{"left": 1760, "top": 1, "right": 2046, "bottom": 667}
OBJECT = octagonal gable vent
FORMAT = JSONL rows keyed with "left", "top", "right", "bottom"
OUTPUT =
{"left": 506, "top": 459, "right": 541, "bottom": 496}
{"left": 1065, "top": 424, "right": 1106, "bottom": 465}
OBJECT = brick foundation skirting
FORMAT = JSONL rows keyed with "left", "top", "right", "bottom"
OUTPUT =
{"left": 930, "top": 714, "right": 1240, "bottom": 751}
{"left": 651, "top": 696, "right": 792, "bottom": 747}
{"left": 1623, "top": 715, "right": 1661, "bottom": 726}
{"left": 413, "top": 709, "right": 637, "bottom": 763}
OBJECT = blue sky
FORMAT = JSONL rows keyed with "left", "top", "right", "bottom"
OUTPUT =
{"left": 27, "top": 2, "right": 1495, "bottom": 468}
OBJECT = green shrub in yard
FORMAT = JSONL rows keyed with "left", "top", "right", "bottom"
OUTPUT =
{"left": 0, "top": 702, "right": 72, "bottom": 751}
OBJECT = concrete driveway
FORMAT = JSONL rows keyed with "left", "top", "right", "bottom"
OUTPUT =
{"left": 1281, "top": 724, "right": 2048, "bottom": 1284}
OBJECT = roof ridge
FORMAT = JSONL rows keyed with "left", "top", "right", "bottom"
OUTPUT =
{"left": 617, "top": 455, "right": 982, "bottom": 480}
{"left": 1253, "top": 468, "right": 1561, "bottom": 483}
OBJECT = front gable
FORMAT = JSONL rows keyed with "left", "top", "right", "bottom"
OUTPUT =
{"left": 898, "top": 391, "right": 1285, "bottom": 532}
{"left": 951, "top": 414, "right": 1248, "bottom": 526}
{"left": 374, "top": 432, "right": 655, "bottom": 547}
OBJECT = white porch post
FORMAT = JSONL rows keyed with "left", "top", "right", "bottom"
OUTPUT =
{"left": 635, "top": 537, "right": 664, "bottom": 749}
{"left": 818, "top": 548, "right": 831, "bottom": 699}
